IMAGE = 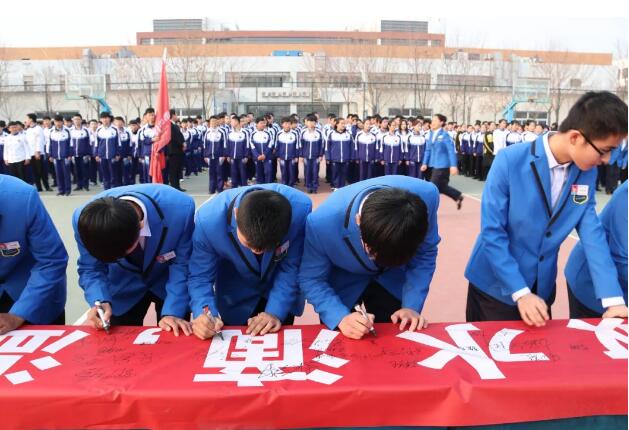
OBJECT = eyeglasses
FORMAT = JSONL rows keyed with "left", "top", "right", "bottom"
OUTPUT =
{"left": 578, "top": 130, "right": 609, "bottom": 156}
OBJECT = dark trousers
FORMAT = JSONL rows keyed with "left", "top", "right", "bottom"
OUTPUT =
{"left": 208, "top": 158, "right": 224, "bottom": 193}
{"left": 605, "top": 164, "right": 620, "bottom": 193}
{"left": 384, "top": 162, "right": 398, "bottom": 176}
{"left": 29, "top": 156, "right": 48, "bottom": 191}
{"left": 74, "top": 155, "right": 91, "bottom": 190}
{"left": 356, "top": 281, "right": 402, "bottom": 323}
{"left": 332, "top": 162, "right": 348, "bottom": 188}
{"left": 99, "top": 158, "right": 116, "bottom": 189}
{"left": 230, "top": 158, "right": 248, "bottom": 187}
{"left": 430, "top": 168, "right": 462, "bottom": 202}
{"left": 7, "top": 161, "right": 26, "bottom": 181}
{"left": 567, "top": 286, "right": 601, "bottom": 319}
{"left": 279, "top": 159, "right": 296, "bottom": 186}
{"left": 482, "top": 154, "right": 494, "bottom": 181}
{"left": 304, "top": 158, "right": 320, "bottom": 191}
{"left": 168, "top": 154, "right": 184, "bottom": 190}
{"left": 54, "top": 158, "right": 72, "bottom": 195}
{"left": 466, "top": 282, "right": 554, "bottom": 322}
{"left": 359, "top": 161, "right": 373, "bottom": 181}
{"left": 110, "top": 291, "right": 165, "bottom": 326}
{"left": 473, "top": 155, "right": 483, "bottom": 179}
{"left": 408, "top": 161, "right": 423, "bottom": 179}
{"left": 0, "top": 292, "right": 65, "bottom": 325}
{"left": 255, "top": 159, "right": 272, "bottom": 184}
{"left": 139, "top": 156, "right": 150, "bottom": 184}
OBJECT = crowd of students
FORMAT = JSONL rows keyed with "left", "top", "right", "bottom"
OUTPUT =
{"left": 0, "top": 91, "right": 627, "bottom": 340}
{"left": 1, "top": 108, "right": 627, "bottom": 203}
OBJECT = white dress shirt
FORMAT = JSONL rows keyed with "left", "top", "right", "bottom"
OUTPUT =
{"left": 3, "top": 132, "right": 32, "bottom": 163}
{"left": 25, "top": 125, "right": 46, "bottom": 155}
{"left": 119, "top": 196, "right": 151, "bottom": 249}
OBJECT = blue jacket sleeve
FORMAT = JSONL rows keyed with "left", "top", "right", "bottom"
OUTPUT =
{"left": 161, "top": 200, "right": 195, "bottom": 318}
{"left": 479, "top": 150, "right": 529, "bottom": 297}
{"left": 264, "top": 133, "right": 273, "bottom": 158}
{"left": 576, "top": 189, "right": 625, "bottom": 302}
{"left": 298, "top": 217, "right": 351, "bottom": 329}
{"left": 422, "top": 140, "right": 432, "bottom": 166}
{"left": 10, "top": 188, "right": 68, "bottom": 323}
{"left": 447, "top": 133, "right": 458, "bottom": 167}
{"left": 401, "top": 187, "right": 441, "bottom": 312}
{"left": 187, "top": 212, "right": 220, "bottom": 318}
{"left": 265, "top": 202, "right": 312, "bottom": 321}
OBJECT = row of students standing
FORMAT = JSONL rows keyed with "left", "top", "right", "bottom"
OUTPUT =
{"left": 1, "top": 92, "right": 627, "bottom": 341}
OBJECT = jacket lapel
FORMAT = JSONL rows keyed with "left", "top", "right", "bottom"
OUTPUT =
{"left": 529, "top": 138, "right": 553, "bottom": 218}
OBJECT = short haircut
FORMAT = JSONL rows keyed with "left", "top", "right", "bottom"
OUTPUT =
{"left": 360, "top": 188, "right": 429, "bottom": 267}
{"left": 77, "top": 197, "right": 141, "bottom": 263}
{"left": 53, "top": 115, "right": 63, "bottom": 122}
{"left": 237, "top": 190, "right": 292, "bottom": 252}
{"left": 256, "top": 116, "right": 266, "bottom": 124}
{"left": 305, "top": 114, "right": 317, "bottom": 122}
{"left": 27, "top": 113, "right": 37, "bottom": 122}
{"left": 559, "top": 91, "right": 628, "bottom": 140}
{"left": 280, "top": 116, "right": 291, "bottom": 124}
{"left": 232, "top": 115, "right": 241, "bottom": 122}
{"left": 73, "top": 113, "right": 83, "bottom": 119}
{"left": 99, "top": 111, "right": 112, "bottom": 119}
{"left": 435, "top": 114, "right": 447, "bottom": 124}
{"left": 169, "top": 108, "right": 176, "bottom": 116}
{"left": 113, "top": 116, "right": 124, "bottom": 122}
{"left": 144, "top": 107, "right": 155, "bottom": 115}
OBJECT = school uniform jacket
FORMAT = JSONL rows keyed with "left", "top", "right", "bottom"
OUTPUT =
{"left": 299, "top": 175, "right": 441, "bottom": 330}
{"left": 465, "top": 134, "right": 624, "bottom": 305}
{"left": 73, "top": 184, "right": 195, "bottom": 318}
{"left": 0, "top": 174, "right": 67, "bottom": 323}
{"left": 188, "top": 184, "right": 312, "bottom": 324}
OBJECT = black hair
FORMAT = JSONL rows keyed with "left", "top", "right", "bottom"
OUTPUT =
{"left": 526, "top": 119, "right": 536, "bottom": 127}
{"left": 256, "top": 116, "right": 266, "bottom": 124}
{"left": 169, "top": 108, "right": 176, "bottom": 116}
{"left": 360, "top": 188, "right": 429, "bottom": 267}
{"left": 77, "top": 197, "right": 142, "bottom": 263}
{"left": 144, "top": 107, "right": 155, "bottom": 115}
{"left": 113, "top": 116, "right": 124, "bottom": 122}
{"left": 237, "top": 190, "right": 292, "bottom": 252}
{"left": 435, "top": 114, "right": 447, "bottom": 124}
{"left": 43, "top": 116, "right": 51, "bottom": 121}
{"left": 53, "top": 115, "right": 63, "bottom": 122}
{"left": 99, "top": 111, "right": 112, "bottom": 119}
{"left": 559, "top": 91, "right": 628, "bottom": 140}
{"left": 73, "top": 113, "right": 83, "bottom": 119}
{"left": 305, "top": 114, "right": 317, "bottom": 122}
{"left": 27, "top": 113, "right": 37, "bottom": 122}
{"left": 231, "top": 115, "right": 241, "bottom": 122}
{"left": 280, "top": 116, "right": 291, "bottom": 124}
{"left": 0, "top": 120, "right": 6, "bottom": 128}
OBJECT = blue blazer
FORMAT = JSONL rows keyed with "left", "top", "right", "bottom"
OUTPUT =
{"left": 566, "top": 181, "right": 628, "bottom": 314}
{"left": 73, "top": 184, "right": 195, "bottom": 318}
{"left": 422, "top": 128, "right": 457, "bottom": 168}
{"left": 188, "top": 184, "right": 312, "bottom": 324}
{"left": 299, "top": 175, "right": 441, "bottom": 330}
{"left": 465, "top": 134, "right": 624, "bottom": 305}
{"left": 0, "top": 174, "right": 67, "bottom": 323}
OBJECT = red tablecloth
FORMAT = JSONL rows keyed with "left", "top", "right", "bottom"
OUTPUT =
{"left": 0, "top": 319, "right": 626, "bottom": 429}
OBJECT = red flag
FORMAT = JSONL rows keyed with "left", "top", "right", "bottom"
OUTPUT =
{"left": 150, "top": 49, "right": 171, "bottom": 183}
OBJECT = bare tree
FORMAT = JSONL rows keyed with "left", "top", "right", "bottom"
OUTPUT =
{"left": 407, "top": 44, "right": 435, "bottom": 113}
{"left": 0, "top": 46, "right": 19, "bottom": 120}
{"left": 479, "top": 91, "right": 513, "bottom": 122}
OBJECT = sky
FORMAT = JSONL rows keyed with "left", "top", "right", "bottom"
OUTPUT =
{"left": 0, "top": 0, "right": 627, "bottom": 57}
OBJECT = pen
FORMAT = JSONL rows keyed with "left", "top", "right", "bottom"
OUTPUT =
{"left": 204, "top": 306, "right": 224, "bottom": 340}
{"left": 354, "top": 302, "right": 377, "bottom": 337}
{"left": 94, "top": 300, "right": 110, "bottom": 334}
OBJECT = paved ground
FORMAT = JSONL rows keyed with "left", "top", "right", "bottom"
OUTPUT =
{"left": 38, "top": 169, "right": 612, "bottom": 325}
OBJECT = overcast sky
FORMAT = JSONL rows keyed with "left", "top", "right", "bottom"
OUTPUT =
{"left": 0, "top": 0, "right": 627, "bottom": 57}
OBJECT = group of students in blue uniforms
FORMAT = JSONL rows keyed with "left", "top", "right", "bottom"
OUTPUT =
{"left": 0, "top": 91, "right": 627, "bottom": 339}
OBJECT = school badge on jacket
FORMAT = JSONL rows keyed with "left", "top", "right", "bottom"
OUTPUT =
{"left": 0, "top": 241, "right": 20, "bottom": 257}
{"left": 571, "top": 184, "right": 589, "bottom": 205}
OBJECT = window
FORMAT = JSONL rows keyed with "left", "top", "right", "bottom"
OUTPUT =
{"left": 225, "top": 73, "right": 291, "bottom": 88}
{"left": 23, "top": 75, "right": 34, "bottom": 92}
{"left": 468, "top": 53, "right": 481, "bottom": 61}
{"left": 569, "top": 78, "right": 582, "bottom": 88}
{"left": 388, "top": 108, "right": 432, "bottom": 117}
{"left": 296, "top": 72, "right": 362, "bottom": 88}
{"left": 436, "top": 74, "right": 493, "bottom": 89}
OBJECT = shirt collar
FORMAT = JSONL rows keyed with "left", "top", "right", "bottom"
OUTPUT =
{"left": 119, "top": 196, "right": 151, "bottom": 238}
{"left": 543, "top": 132, "right": 571, "bottom": 170}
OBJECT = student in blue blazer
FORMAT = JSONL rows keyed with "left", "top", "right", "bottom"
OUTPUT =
{"left": 421, "top": 114, "right": 464, "bottom": 209}
{"left": 0, "top": 174, "right": 67, "bottom": 334}
{"left": 465, "top": 91, "right": 628, "bottom": 326}
{"left": 189, "top": 184, "right": 311, "bottom": 339}
{"left": 299, "top": 175, "right": 440, "bottom": 339}
{"left": 565, "top": 180, "right": 627, "bottom": 317}
{"left": 73, "top": 184, "right": 194, "bottom": 335}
